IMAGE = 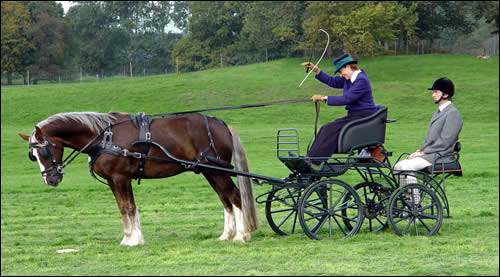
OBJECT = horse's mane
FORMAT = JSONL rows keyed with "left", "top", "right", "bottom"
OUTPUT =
{"left": 37, "top": 112, "right": 125, "bottom": 134}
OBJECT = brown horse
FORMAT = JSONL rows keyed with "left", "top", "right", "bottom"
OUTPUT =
{"left": 19, "top": 111, "right": 258, "bottom": 246}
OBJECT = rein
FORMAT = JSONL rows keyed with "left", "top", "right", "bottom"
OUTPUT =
{"left": 150, "top": 98, "right": 312, "bottom": 118}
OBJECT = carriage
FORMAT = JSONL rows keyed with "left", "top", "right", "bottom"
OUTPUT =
{"left": 22, "top": 104, "right": 463, "bottom": 245}
{"left": 251, "top": 104, "right": 463, "bottom": 239}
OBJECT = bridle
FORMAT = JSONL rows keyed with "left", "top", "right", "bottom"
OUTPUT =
{"left": 27, "top": 127, "right": 110, "bottom": 178}
{"left": 29, "top": 136, "right": 64, "bottom": 177}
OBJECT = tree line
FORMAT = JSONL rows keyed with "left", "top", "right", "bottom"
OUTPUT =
{"left": 2, "top": 1, "right": 498, "bottom": 85}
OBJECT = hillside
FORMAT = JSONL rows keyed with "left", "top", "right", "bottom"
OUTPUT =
{"left": 1, "top": 55, "right": 499, "bottom": 275}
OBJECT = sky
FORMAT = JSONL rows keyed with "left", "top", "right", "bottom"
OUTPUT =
{"left": 57, "top": 1, "right": 74, "bottom": 14}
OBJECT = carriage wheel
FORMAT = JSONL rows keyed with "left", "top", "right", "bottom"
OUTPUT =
{"left": 388, "top": 184, "right": 443, "bottom": 236}
{"left": 298, "top": 179, "right": 363, "bottom": 240}
{"left": 265, "top": 187, "right": 302, "bottom": 236}
{"left": 342, "top": 182, "right": 390, "bottom": 233}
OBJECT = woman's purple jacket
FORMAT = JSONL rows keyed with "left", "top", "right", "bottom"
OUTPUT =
{"left": 315, "top": 69, "right": 376, "bottom": 113}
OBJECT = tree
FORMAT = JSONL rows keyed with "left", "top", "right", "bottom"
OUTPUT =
{"left": 471, "top": 1, "right": 499, "bottom": 34}
{"left": 172, "top": 1, "right": 247, "bottom": 72}
{"left": 66, "top": 2, "right": 128, "bottom": 76}
{"left": 401, "top": 1, "right": 477, "bottom": 41}
{"left": 67, "top": 1, "right": 180, "bottom": 77}
{"left": 238, "top": 1, "right": 306, "bottom": 63}
{"left": 1, "top": 1, "right": 35, "bottom": 85}
{"left": 24, "top": 1, "right": 67, "bottom": 81}
{"left": 304, "top": 1, "right": 417, "bottom": 57}
{"left": 171, "top": 1, "right": 189, "bottom": 31}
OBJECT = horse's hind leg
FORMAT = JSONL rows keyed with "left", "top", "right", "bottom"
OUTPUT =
{"left": 108, "top": 176, "right": 145, "bottom": 246}
{"left": 203, "top": 172, "right": 249, "bottom": 242}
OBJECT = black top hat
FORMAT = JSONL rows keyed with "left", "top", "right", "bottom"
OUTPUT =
{"left": 428, "top": 77, "right": 454, "bottom": 97}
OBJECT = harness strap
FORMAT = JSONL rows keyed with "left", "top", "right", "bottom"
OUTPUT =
{"left": 129, "top": 112, "right": 153, "bottom": 184}
{"left": 202, "top": 113, "right": 220, "bottom": 159}
{"left": 88, "top": 141, "right": 124, "bottom": 185}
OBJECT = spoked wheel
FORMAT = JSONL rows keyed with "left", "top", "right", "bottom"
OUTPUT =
{"left": 343, "top": 182, "right": 391, "bottom": 233}
{"left": 265, "top": 187, "right": 302, "bottom": 235}
{"left": 298, "top": 179, "right": 363, "bottom": 240}
{"left": 388, "top": 184, "right": 443, "bottom": 236}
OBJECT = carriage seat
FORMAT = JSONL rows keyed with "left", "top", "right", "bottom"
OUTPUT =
{"left": 421, "top": 142, "right": 463, "bottom": 176}
{"left": 337, "top": 104, "right": 394, "bottom": 154}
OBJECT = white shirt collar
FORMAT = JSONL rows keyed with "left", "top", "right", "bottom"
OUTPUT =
{"left": 350, "top": 69, "right": 362, "bottom": 83}
{"left": 439, "top": 101, "right": 451, "bottom": 112}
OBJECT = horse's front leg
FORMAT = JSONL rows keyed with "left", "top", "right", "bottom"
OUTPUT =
{"left": 108, "top": 176, "right": 144, "bottom": 246}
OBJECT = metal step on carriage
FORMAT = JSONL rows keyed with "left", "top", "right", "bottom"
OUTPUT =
{"left": 253, "top": 104, "right": 463, "bottom": 239}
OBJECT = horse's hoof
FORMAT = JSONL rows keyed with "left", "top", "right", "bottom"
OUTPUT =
{"left": 232, "top": 232, "right": 250, "bottom": 242}
{"left": 120, "top": 236, "right": 145, "bottom": 246}
{"left": 218, "top": 232, "right": 235, "bottom": 241}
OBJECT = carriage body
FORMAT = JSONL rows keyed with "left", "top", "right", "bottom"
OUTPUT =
{"left": 258, "top": 105, "right": 462, "bottom": 239}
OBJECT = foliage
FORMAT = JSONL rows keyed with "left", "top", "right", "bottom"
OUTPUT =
{"left": 64, "top": 1, "right": 182, "bottom": 76}
{"left": 471, "top": 1, "right": 500, "bottom": 34}
{"left": 24, "top": 1, "right": 67, "bottom": 79}
{"left": 402, "top": 1, "right": 478, "bottom": 41}
{"left": 304, "top": 1, "right": 417, "bottom": 57}
{"left": 172, "top": 1, "right": 247, "bottom": 72}
{"left": 237, "top": 1, "right": 307, "bottom": 63}
{"left": 0, "top": 1, "right": 35, "bottom": 84}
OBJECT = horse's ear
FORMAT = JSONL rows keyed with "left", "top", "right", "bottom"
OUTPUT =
{"left": 18, "top": 133, "right": 30, "bottom": 141}
{"left": 34, "top": 126, "right": 43, "bottom": 140}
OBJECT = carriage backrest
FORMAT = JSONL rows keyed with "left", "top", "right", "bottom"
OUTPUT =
{"left": 337, "top": 104, "right": 388, "bottom": 154}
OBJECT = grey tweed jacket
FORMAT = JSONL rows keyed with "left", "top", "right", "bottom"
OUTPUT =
{"left": 419, "top": 102, "right": 463, "bottom": 163}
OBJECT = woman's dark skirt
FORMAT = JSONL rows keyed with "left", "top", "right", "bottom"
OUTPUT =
{"left": 307, "top": 109, "right": 374, "bottom": 160}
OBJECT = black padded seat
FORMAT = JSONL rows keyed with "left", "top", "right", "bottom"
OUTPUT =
{"left": 422, "top": 160, "right": 462, "bottom": 176}
{"left": 337, "top": 104, "right": 389, "bottom": 154}
{"left": 421, "top": 142, "right": 463, "bottom": 176}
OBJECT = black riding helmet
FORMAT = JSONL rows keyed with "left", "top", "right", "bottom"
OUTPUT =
{"left": 428, "top": 77, "right": 454, "bottom": 97}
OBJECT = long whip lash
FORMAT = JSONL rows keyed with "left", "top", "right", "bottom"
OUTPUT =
{"left": 298, "top": 29, "right": 330, "bottom": 88}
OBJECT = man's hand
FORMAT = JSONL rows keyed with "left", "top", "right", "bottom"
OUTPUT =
{"left": 407, "top": 150, "right": 424, "bottom": 159}
{"left": 311, "top": 94, "right": 325, "bottom": 102}
{"left": 300, "top": 62, "right": 320, "bottom": 74}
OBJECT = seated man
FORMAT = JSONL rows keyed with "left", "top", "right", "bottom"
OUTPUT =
{"left": 395, "top": 77, "right": 463, "bottom": 188}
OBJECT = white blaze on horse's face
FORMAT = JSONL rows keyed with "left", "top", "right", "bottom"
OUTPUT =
{"left": 31, "top": 146, "right": 49, "bottom": 185}
{"left": 30, "top": 133, "right": 51, "bottom": 185}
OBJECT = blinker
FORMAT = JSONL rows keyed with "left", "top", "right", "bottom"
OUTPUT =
{"left": 28, "top": 151, "right": 37, "bottom": 162}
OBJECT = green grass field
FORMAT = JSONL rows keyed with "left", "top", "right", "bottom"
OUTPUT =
{"left": 1, "top": 54, "right": 499, "bottom": 275}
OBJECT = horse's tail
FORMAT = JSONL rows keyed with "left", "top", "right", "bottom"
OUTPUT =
{"left": 228, "top": 126, "right": 259, "bottom": 232}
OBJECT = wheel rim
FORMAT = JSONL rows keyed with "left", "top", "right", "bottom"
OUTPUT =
{"left": 389, "top": 184, "right": 443, "bottom": 236}
{"left": 265, "top": 187, "right": 301, "bottom": 235}
{"left": 343, "top": 182, "right": 390, "bottom": 233}
{"left": 299, "top": 179, "right": 363, "bottom": 240}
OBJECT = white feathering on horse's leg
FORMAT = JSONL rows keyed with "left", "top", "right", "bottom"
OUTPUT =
{"left": 232, "top": 205, "right": 251, "bottom": 242}
{"left": 120, "top": 209, "right": 144, "bottom": 246}
{"left": 219, "top": 207, "right": 235, "bottom": 241}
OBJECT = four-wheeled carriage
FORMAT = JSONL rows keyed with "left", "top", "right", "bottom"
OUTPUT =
{"left": 256, "top": 105, "right": 463, "bottom": 239}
